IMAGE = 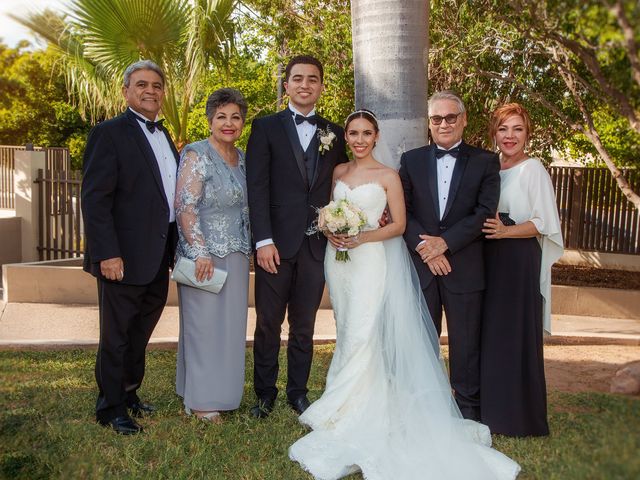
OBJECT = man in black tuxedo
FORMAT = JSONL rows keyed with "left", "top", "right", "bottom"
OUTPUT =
{"left": 81, "top": 60, "right": 178, "bottom": 434}
{"left": 399, "top": 91, "right": 500, "bottom": 421}
{"left": 246, "top": 55, "right": 348, "bottom": 417}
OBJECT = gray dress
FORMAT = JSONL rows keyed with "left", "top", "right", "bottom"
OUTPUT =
{"left": 175, "top": 139, "right": 251, "bottom": 411}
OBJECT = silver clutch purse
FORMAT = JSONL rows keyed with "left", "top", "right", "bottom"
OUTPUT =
{"left": 171, "top": 256, "right": 227, "bottom": 294}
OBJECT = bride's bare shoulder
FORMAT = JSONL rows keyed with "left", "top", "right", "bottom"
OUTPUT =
{"left": 376, "top": 166, "right": 400, "bottom": 189}
{"left": 333, "top": 162, "right": 350, "bottom": 177}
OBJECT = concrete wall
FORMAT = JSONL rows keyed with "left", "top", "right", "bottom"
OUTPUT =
{"left": 2, "top": 258, "right": 637, "bottom": 319}
{"left": 552, "top": 285, "right": 640, "bottom": 319}
{"left": 0, "top": 216, "right": 21, "bottom": 274}
{"left": 14, "top": 150, "right": 46, "bottom": 262}
{"left": 2, "top": 258, "right": 332, "bottom": 309}
{"left": 559, "top": 250, "right": 640, "bottom": 271}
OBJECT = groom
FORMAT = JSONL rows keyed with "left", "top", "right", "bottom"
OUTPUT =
{"left": 246, "top": 55, "right": 348, "bottom": 418}
{"left": 399, "top": 90, "right": 500, "bottom": 421}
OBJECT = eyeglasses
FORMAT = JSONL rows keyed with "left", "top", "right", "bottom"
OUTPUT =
{"left": 429, "top": 113, "right": 462, "bottom": 125}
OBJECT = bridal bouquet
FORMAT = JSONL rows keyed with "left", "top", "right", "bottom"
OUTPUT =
{"left": 317, "top": 198, "right": 367, "bottom": 261}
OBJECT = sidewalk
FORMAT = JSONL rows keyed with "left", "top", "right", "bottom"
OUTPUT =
{"left": 1, "top": 300, "right": 639, "bottom": 348}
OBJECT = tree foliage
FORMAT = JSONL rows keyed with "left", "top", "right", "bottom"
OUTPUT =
{"left": 13, "top": 0, "right": 237, "bottom": 148}
{"left": 185, "top": 51, "right": 278, "bottom": 150}
{"left": 430, "top": 0, "right": 640, "bottom": 206}
{"left": 5, "top": 0, "right": 639, "bottom": 207}
{"left": 239, "top": 0, "right": 354, "bottom": 124}
{"left": 0, "top": 42, "right": 89, "bottom": 168}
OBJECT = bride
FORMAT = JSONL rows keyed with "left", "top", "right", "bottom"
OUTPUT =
{"left": 288, "top": 110, "right": 521, "bottom": 480}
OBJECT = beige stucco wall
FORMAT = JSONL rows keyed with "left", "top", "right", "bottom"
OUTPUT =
{"left": 0, "top": 216, "right": 21, "bottom": 271}
{"left": 2, "top": 258, "right": 333, "bottom": 309}
{"left": 552, "top": 285, "right": 640, "bottom": 319}
{"left": 558, "top": 250, "right": 640, "bottom": 271}
{"left": 2, "top": 258, "right": 637, "bottom": 319}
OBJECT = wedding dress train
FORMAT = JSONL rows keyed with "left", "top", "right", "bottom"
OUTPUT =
{"left": 289, "top": 180, "right": 520, "bottom": 480}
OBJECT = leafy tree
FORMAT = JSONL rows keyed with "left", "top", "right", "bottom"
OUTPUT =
{"left": 430, "top": 0, "right": 640, "bottom": 208}
{"left": 13, "top": 0, "right": 237, "bottom": 148}
{"left": 0, "top": 42, "right": 89, "bottom": 168}
{"left": 239, "top": 0, "right": 354, "bottom": 124}
{"left": 185, "top": 51, "right": 278, "bottom": 150}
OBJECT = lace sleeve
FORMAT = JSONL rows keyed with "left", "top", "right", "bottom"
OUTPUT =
{"left": 175, "top": 149, "right": 210, "bottom": 259}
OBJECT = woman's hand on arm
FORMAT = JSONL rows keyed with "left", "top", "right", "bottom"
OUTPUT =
{"left": 483, "top": 213, "right": 539, "bottom": 239}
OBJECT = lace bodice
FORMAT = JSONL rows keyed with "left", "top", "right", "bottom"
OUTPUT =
{"left": 332, "top": 180, "right": 387, "bottom": 230}
{"left": 175, "top": 139, "right": 251, "bottom": 259}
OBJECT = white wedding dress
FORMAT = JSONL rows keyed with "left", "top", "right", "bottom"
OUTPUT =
{"left": 289, "top": 180, "right": 521, "bottom": 480}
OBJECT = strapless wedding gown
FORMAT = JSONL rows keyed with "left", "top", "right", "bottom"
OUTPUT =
{"left": 289, "top": 180, "right": 521, "bottom": 480}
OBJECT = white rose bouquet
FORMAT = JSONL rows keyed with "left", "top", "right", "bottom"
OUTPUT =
{"left": 317, "top": 198, "right": 367, "bottom": 261}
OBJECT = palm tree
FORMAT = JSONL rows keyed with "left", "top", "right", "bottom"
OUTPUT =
{"left": 350, "top": 0, "right": 429, "bottom": 168}
{"left": 12, "top": 0, "right": 237, "bottom": 148}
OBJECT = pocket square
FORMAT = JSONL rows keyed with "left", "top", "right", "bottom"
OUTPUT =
{"left": 171, "top": 256, "right": 227, "bottom": 294}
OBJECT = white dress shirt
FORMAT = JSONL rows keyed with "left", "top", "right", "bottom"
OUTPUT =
{"left": 256, "top": 105, "right": 318, "bottom": 249}
{"left": 130, "top": 107, "right": 176, "bottom": 222}
{"left": 435, "top": 140, "right": 460, "bottom": 220}
{"left": 289, "top": 104, "right": 318, "bottom": 151}
{"left": 416, "top": 140, "right": 462, "bottom": 249}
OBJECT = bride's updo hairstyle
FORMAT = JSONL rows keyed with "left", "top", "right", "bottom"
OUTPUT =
{"left": 344, "top": 109, "right": 379, "bottom": 132}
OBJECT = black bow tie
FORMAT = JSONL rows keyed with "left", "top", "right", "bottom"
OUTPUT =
{"left": 294, "top": 113, "right": 318, "bottom": 126}
{"left": 131, "top": 111, "right": 164, "bottom": 132}
{"left": 144, "top": 119, "right": 164, "bottom": 133}
{"left": 435, "top": 146, "right": 460, "bottom": 159}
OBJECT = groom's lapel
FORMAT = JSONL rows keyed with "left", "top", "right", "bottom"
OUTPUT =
{"left": 310, "top": 117, "right": 329, "bottom": 190}
{"left": 278, "top": 109, "right": 308, "bottom": 186}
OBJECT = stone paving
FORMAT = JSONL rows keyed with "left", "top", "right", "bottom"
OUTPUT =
{"left": 1, "top": 300, "right": 638, "bottom": 348}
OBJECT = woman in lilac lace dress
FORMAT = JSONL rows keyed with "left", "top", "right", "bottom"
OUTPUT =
{"left": 174, "top": 89, "right": 251, "bottom": 423}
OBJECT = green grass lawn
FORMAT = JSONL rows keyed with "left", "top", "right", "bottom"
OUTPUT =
{"left": 1, "top": 346, "right": 638, "bottom": 479}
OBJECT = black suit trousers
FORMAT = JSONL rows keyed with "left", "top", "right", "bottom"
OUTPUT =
{"left": 422, "top": 278, "right": 482, "bottom": 419}
{"left": 253, "top": 237, "right": 325, "bottom": 402}
{"left": 94, "top": 248, "right": 170, "bottom": 422}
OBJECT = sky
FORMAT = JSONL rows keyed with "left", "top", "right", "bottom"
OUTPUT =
{"left": 1, "top": 0, "right": 67, "bottom": 48}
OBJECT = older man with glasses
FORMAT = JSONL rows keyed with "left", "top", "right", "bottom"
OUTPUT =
{"left": 398, "top": 90, "right": 500, "bottom": 421}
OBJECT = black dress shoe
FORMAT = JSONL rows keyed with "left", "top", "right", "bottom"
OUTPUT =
{"left": 250, "top": 398, "right": 275, "bottom": 418}
{"left": 128, "top": 401, "right": 156, "bottom": 418}
{"left": 98, "top": 415, "right": 143, "bottom": 435}
{"left": 288, "top": 396, "right": 311, "bottom": 415}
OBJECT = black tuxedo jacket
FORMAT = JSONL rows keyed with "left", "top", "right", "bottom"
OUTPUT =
{"left": 246, "top": 109, "right": 349, "bottom": 261}
{"left": 399, "top": 142, "right": 500, "bottom": 293}
{"left": 81, "top": 109, "right": 179, "bottom": 285}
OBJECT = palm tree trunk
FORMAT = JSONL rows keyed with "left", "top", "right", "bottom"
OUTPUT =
{"left": 351, "top": 0, "right": 429, "bottom": 168}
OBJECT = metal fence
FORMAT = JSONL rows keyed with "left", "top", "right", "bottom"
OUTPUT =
{"left": 0, "top": 146, "right": 16, "bottom": 209}
{"left": 549, "top": 166, "right": 639, "bottom": 254}
{"left": 0, "top": 145, "right": 71, "bottom": 209}
{"left": 35, "top": 169, "right": 83, "bottom": 261}
{"left": 3, "top": 146, "right": 639, "bottom": 258}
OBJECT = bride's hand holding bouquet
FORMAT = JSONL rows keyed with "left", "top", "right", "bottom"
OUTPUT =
{"left": 317, "top": 198, "right": 367, "bottom": 261}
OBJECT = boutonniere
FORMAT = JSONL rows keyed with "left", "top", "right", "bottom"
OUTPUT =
{"left": 317, "top": 125, "right": 336, "bottom": 155}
